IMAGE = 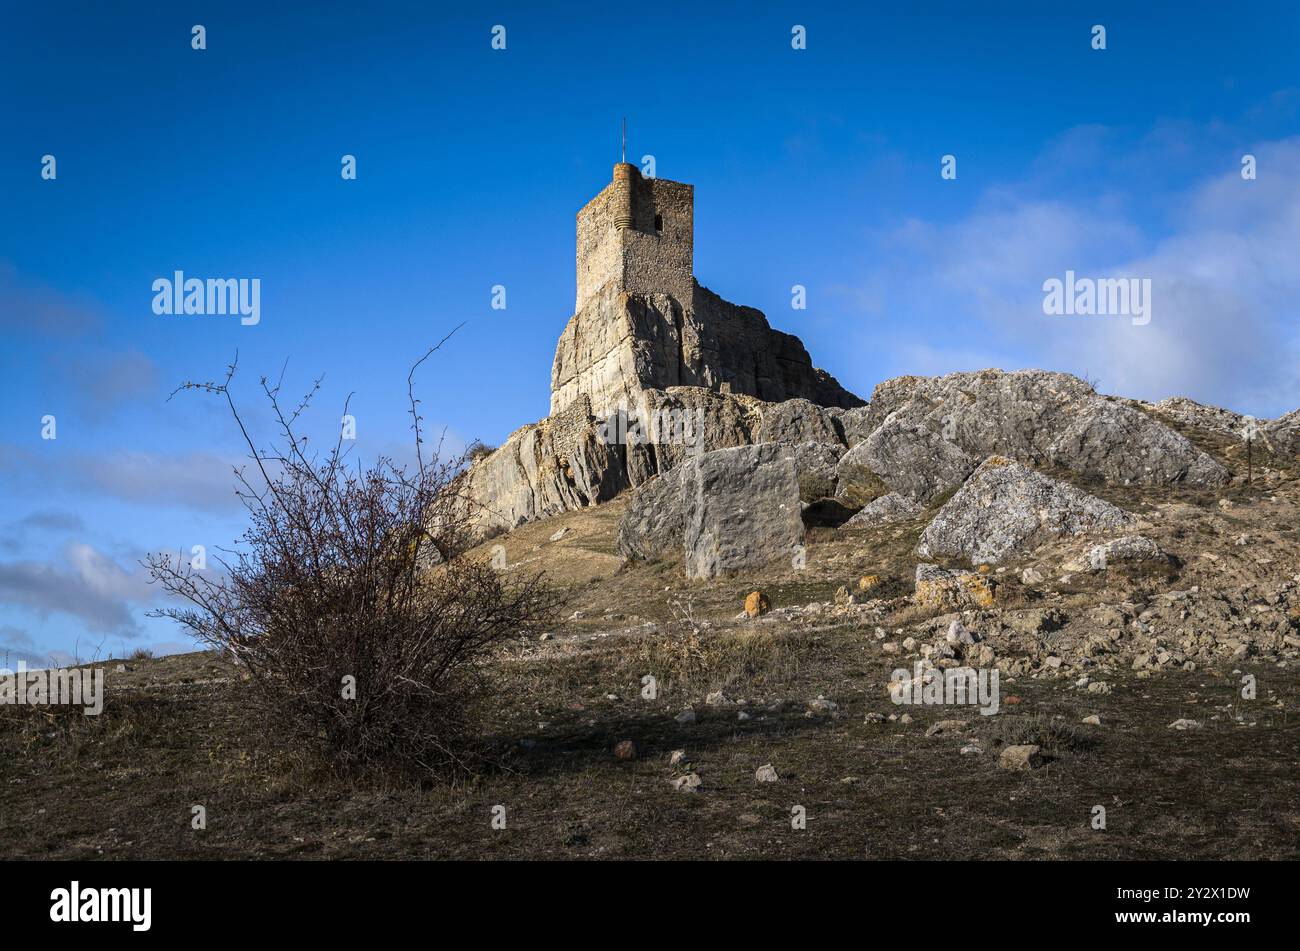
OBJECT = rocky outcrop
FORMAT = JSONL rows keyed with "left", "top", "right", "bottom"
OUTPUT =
{"left": 1153, "top": 396, "right": 1253, "bottom": 440}
{"left": 862, "top": 369, "right": 1229, "bottom": 487}
{"left": 1264, "top": 409, "right": 1300, "bottom": 457}
{"left": 452, "top": 396, "right": 627, "bottom": 535}
{"left": 1046, "top": 399, "right": 1229, "bottom": 486}
{"left": 917, "top": 456, "right": 1136, "bottom": 564}
{"left": 551, "top": 282, "right": 863, "bottom": 418}
{"left": 459, "top": 381, "right": 854, "bottom": 538}
{"left": 682, "top": 445, "right": 803, "bottom": 579}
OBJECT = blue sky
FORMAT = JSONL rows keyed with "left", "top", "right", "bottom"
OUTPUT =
{"left": 2, "top": 1, "right": 1298, "bottom": 664}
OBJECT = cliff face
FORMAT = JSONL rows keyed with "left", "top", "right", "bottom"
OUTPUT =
{"left": 550, "top": 281, "right": 864, "bottom": 418}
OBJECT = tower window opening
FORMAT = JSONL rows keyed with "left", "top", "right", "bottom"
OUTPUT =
{"left": 654, "top": 213, "right": 663, "bottom": 233}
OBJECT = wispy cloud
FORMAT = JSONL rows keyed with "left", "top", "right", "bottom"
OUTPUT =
{"left": 0, "top": 542, "right": 157, "bottom": 634}
{"left": 0, "top": 262, "right": 102, "bottom": 338}
{"left": 0, "top": 445, "right": 247, "bottom": 513}
{"left": 853, "top": 132, "right": 1300, "bottom": 416}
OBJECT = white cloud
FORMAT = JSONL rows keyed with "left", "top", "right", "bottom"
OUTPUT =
{"left": 856, "top": 134, "right": 1300, "bottom": 417}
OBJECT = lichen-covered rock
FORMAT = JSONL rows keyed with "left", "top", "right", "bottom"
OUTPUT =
{"left": 917, "top": 456, "right": 1136, "bottom": 564}
{"left": 785, "top": 441, "right": 845, "bottom": 502}
{"left": 1046, "top": 399, "right": 1229, "bottom": 486}
{"left": 857, "top": 415, "right": 977, "bottom": 502}
{"left": 616, "top": 466, "right": 686, "bottom": 560}
{"left": 1264, "top": 409, "right": 1300, "bottom": 458}
{"left": 1063, "top": 534, "right": 1170, "bottom": 572}
{"left": 864, "top": 369, "right": 1228, "bottom": 487}
{"left": 1154, "top": 396, "right": 1254, "bottom": 440}
{"left": 914, "top": 564, "right": 998, "bottom": 610}
{"left": 744, "top": 590, "right": 770, "bottom": 618}
{"left": 682, "top": 445, "right": 804, "bottom": 579}
{"left": 833, "top": 443, "right": 891, "bottom": 508}
{"left": 833, "top": 404, "right": 876, "bottom": 448}
{"left": 843, "top": 492, "right": 923, "bottom": 528}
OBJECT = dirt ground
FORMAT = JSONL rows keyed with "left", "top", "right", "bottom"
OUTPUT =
{"left": 3, "top": 465, "right": 1299, "bottom": 859}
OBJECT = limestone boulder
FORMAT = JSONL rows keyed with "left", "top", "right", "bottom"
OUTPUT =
{"left": 615, "top": 466, "right": 686, "bottom": 561}
{"left": 914, "top": 564, "right": 998, "bottom": 611}
{"left": 682, "top": 445, "right": 804, "bottom": 579}
{"left": 917, "top": 456, "right": 1136, "bottom": 564}
{"left": 857, "top": 415, "right": 977, "bottom": 502}
{"left": 830, "top": 404, "right": 876, "bottom": 448}
{"left": 843, "top": 492, "right": 922, "bottom": 529}
{"left": 755, "top": 398, "right": 844, "bottom": 446}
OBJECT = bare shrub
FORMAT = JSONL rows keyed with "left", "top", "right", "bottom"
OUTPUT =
{"left": 466, "top": 440, "right": 496, "bottom": 463}
{"left": 146, "top": 340, "right": 558, "bottom": 775}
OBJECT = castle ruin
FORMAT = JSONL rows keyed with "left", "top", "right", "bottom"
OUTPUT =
{"left": 551, "top": 163, "right": 863, "bottom": 418}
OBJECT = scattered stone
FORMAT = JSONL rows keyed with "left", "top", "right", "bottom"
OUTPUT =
{"left": 668, "top": 750, "right": 687, "bottom": 766}
{"left": 675, "top": 709, "right": 697, "bottom": 725}
{"left": 1021, "top": 567, "right": 1045, "bottom": 585}
{"left": 1168, "top": 718, "right": 1202, "bottom": 731}
{"left": 673, "top": 773, "right": 702, "bottom": 792}
{"left": 1087, "top": 682, "right": 1112, "bottom": 695}
{"left": 705, "top": 691, "right": 729, "bottom": 706}
{"left": 539, "top": 632, "right": 553, "bottom": 641}
{"left": 1081, "top": 715, "right": 1101, "bottom": 726}
{"left": 914, "top": 563, "right": 998, "bottom": 610}
{"left": 999, "top": 744, "right": 1044, "bottom": 770}
{"left": 857, "top": 574, "right": 882, "bottom": 593}
{"left": 549, "top": 527, "right": 569, "bottom": 542}
{"left": 946, "top": 620, "right": 976, "bottom": 646}
{"left": 744, "top": 590, "right": 770, "bottom": 618}
{"left": 613, "top": 739, "right": 638, "bottom": 760}
{"left": 863, "top": 712, "right": 886, "bottom": 723}
{"left": 807, "top": 696, "right": 839, "bottom": 717}
{"left": 960, "top": 744, "right": 983, "bottom": 755}
{"left": 926, "top": 719, "right": 968, "bottom": 737}
{"left": 1067, "top": 534, "right": 1169, "bottom": 572}
{"left": 755, "top": 763, "right": 779, "bottom": 783}
{"left": 834, "top": 585, "right": 856, "bottom": 607}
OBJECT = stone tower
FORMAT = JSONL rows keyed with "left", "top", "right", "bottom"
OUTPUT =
{"left": 551, "top": 164, "right": 863, "bottom": 418}
{"left": 575, "top": 163, "right": 694, "bottom": 314}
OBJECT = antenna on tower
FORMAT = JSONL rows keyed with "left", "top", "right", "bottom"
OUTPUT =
{"left": 621, "top": 117, "right": 626, "bottom": 164}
